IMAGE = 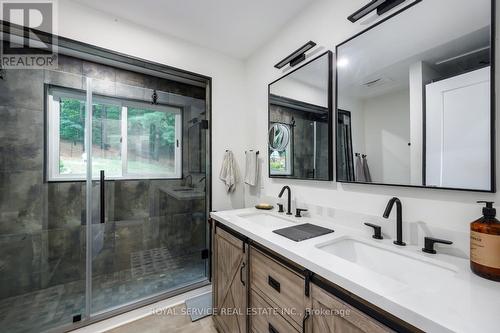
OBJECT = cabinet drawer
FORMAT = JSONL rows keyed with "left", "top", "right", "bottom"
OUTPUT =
{"left": 250, "top": 247, "right": 305, "bottom": 328}
{"left": 250, "top": 290, "right": 300, "bottom": 333}
{"left": 311, "top": 284, "right": 393, "bottom": 333}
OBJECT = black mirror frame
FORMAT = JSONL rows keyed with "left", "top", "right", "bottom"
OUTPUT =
{"left": 268, "top": 51, "right": 334, "bottom": 181}
{"left": 334, "top": 0, "right": 496, "bottom": 193}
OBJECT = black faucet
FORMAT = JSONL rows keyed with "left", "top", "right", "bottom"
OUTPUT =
{"left": 199, "top": 176, "right": 206, "bottom": 192}
{"left": 182, "top": 174, "right": 193, "bottom": 187}
{"left": 383, "top": 197, "right": 406, "bottom": 246}
{"left": 278, "top": 186, "right": 292, "bottom": 215}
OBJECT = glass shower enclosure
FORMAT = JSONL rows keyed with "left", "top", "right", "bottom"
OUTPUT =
{"left": 0, "top": 33, "right": 211, "bottom": 333}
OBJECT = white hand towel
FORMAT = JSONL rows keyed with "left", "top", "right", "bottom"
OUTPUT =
{"left": 244, "top": 151, "right": 258, "bottom": 186}
{"left": 362, "top": 155, "right": 372, "bottom": 183}
{"left": 355, "top": 154, "right": 366, "bottom": 182}
{"left": 219, "top": 151, "right": 238, "bottom": 193}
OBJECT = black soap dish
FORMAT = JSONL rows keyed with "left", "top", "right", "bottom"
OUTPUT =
{"left": 273, "top": 223, "right": 334, "bottom": 242}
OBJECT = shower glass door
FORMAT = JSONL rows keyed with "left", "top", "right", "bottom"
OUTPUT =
{"left": 0, "top": 53, "right": 209, "bottom": 333}
{"left": 86, "top": 77, "right": 209, "bottom": 316}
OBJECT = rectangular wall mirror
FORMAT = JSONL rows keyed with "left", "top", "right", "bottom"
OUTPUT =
{"left": 269, "top": 51, "right": 333, "bottom": 181}
{"left": 336, "top": 0, "right": 495, "bottom": 192}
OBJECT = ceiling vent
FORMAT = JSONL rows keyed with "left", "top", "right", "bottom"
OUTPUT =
{"left": 362, "top": 76, "right": 394, "bottom": 88}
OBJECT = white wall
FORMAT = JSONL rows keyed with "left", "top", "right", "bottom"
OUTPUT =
{"left": 55, "top": 0, "right": 252, "bottom": 211}
{"left": 362, "top": 90, "right": 411, "bottom": 184}
{"left": 244, "top": 0, "right": 498, "bottom": 239}
{"left": 409, "top": 61, "right": 440, "bottom": 185}
{"left": 50, "top": 0, "right": 498, "bottom": 239}
{"left": 339, "top": 97, "right": 365, "bottom": 164}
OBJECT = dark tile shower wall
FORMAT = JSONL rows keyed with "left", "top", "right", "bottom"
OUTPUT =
{"left": 0, "top": 68, "right": 46, "bottom": 299}
{"left": 314, "top": 122, "right": 330, "bottom": 179}
{"left": 0, "top": 55, "right": 207, "bottom": 300}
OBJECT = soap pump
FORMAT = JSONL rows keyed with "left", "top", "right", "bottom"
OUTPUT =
{"left": 470, "top": 201, "right": 500, "bottom": 281}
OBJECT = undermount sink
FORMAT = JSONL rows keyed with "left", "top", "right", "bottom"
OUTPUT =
{"left": 317, "top": 237, "right": 458, "bottom": 286}
{"left": 237, "top": 212, "right": 296, "bottom": 229}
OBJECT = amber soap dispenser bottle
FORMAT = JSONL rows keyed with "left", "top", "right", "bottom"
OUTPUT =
{"left": 470, "top": 201, "right": 500, "bottom": 281}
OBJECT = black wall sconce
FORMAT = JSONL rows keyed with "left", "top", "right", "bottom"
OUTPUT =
{"left": 348, "top": 0, "right": 408, "bottom": 23}
{"left": 274, "top": 41, "right": 317, "bottom": 69}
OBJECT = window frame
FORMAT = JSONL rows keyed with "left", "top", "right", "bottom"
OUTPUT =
{"left": 46, "top": 85, "right": 183, "bottom": 182}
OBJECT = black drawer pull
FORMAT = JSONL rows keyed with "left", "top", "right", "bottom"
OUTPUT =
{"left": 268, "top": 323, "right": 279, "bottom": 333}
{"left": 240, "top": 262, "right": 246, "bottom": 286}
{"left": 302, "top": 309, "right": 310, "bottom": 333}
{"left": 268, "top": 275, "right": 281, "bottom": 293}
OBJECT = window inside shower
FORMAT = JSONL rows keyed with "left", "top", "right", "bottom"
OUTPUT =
{"left": 46, "top": 87, "right": 183, "bottom": 181}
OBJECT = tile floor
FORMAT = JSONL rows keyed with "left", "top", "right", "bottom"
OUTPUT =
{"left": 107, "top": 304, "right": 217, "bottom": 333}
{"left": 0, "top": 253, "right": 206, "bottom": 333}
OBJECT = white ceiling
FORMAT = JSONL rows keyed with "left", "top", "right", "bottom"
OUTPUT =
{"left": 73, "top": 0, "right": 317, "bottom": 59}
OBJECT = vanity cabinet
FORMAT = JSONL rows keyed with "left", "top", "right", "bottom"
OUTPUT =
{"left": 310, "top": 284, "right": 393, "bottom": 333}
{"left": 212, "top": 226, "right": 248, "bottom": 333}
{"left": 211, "top": 221, "right": 418, "bottom": 333}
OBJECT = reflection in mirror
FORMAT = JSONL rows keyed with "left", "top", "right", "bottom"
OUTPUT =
{"left": 269, "top": 123, "right": 291, "bottom": 151}
{"left": 336, "top": 0, "right": 494, "bottom": 192}
{"left": 269, "top": 51, "right": 332, "bottom": 180}
{"left": 269, "top": 123, "right": 292, "bottom": 175}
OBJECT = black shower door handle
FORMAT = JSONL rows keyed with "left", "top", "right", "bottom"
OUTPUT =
{"left": 100, "top": 170, "right": 105, "bottom": 224}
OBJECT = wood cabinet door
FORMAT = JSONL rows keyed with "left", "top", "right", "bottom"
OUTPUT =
{"left": 310, "top": 285, "right": 392, "bottom": 333}
{"left": 213, "top": 227, "right": 248, "bottom": 333}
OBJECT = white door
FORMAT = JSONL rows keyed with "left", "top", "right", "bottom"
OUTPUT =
{"left": 425, "top": 67, "right": 490, "bottom": 190}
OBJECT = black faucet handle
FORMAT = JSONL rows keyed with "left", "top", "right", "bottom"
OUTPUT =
{"left": 364, "top": 223, "right": 383, "bottom": 240}
{"left": 295, "top": 208, "right": 308, "bottom": 218}
{"left": 277, "top": 203, "right": 284, "bottom": 213}
{"left": 422, "top": 237, "right": 453, "bottom": 254}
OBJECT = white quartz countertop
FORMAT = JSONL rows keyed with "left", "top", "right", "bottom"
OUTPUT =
{"left": 211, "top": 208, "right": 500, "bottom": 333}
